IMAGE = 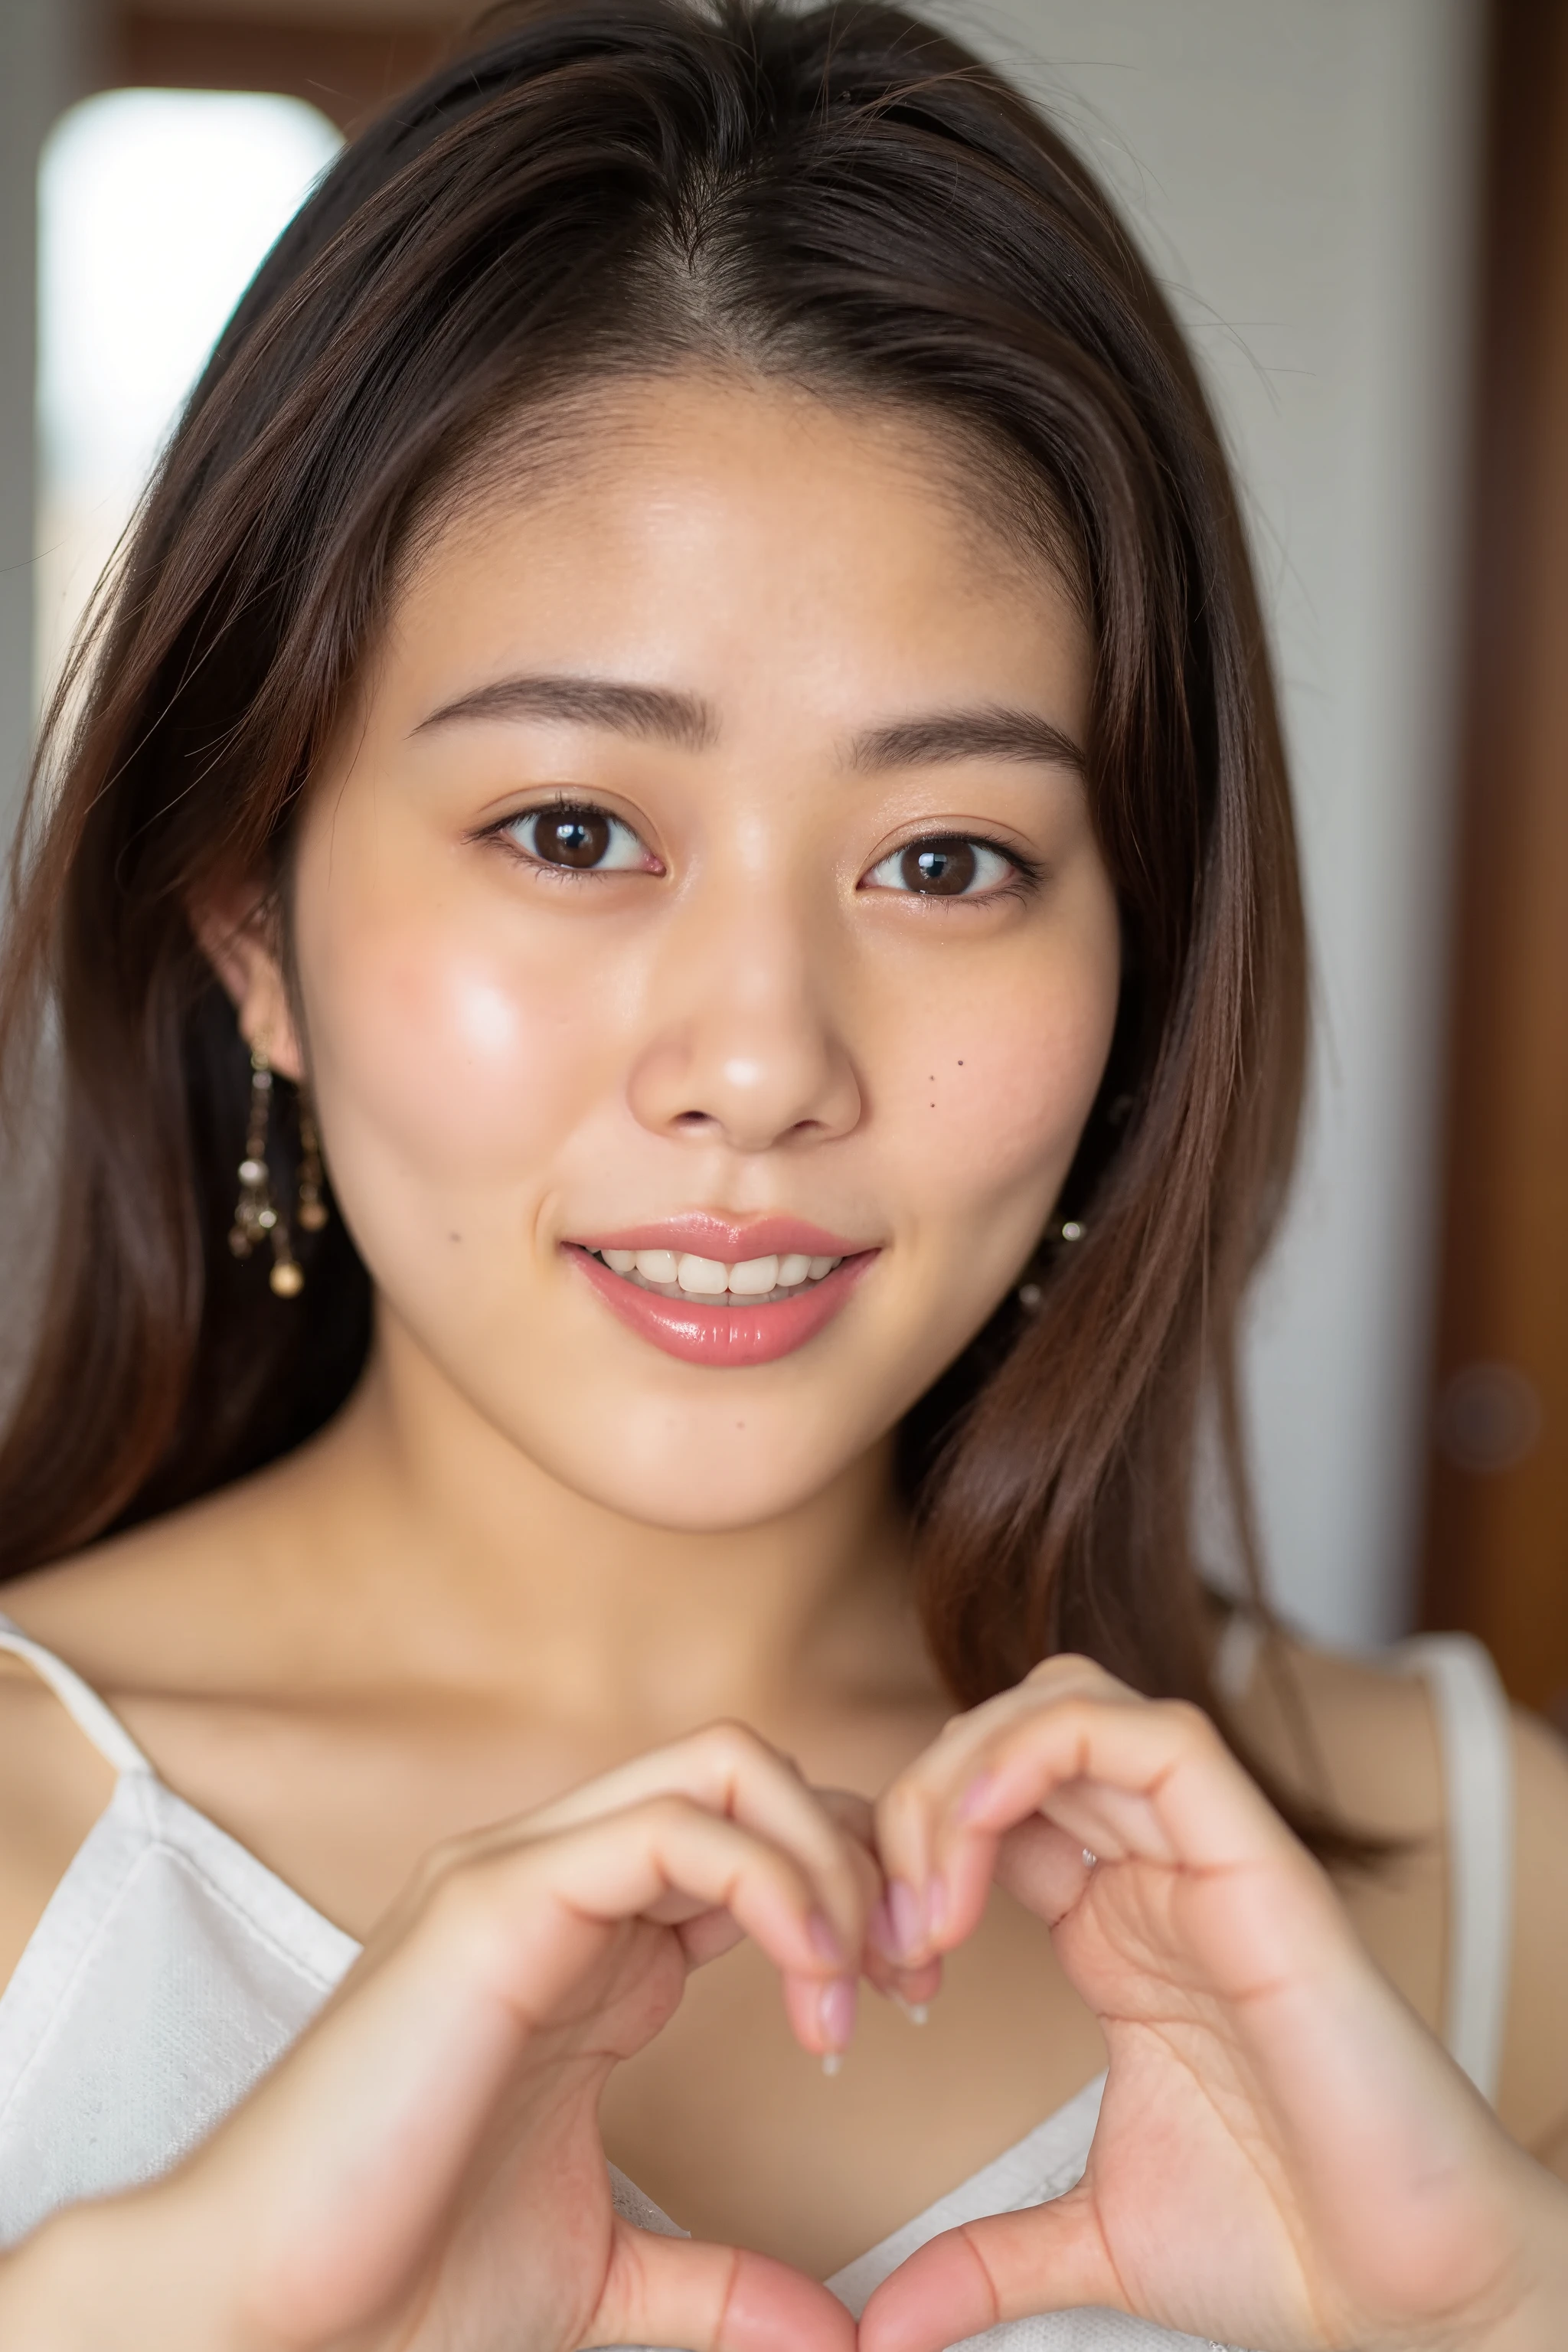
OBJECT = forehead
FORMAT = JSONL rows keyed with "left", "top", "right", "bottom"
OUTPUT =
{"left": 378, "top": 371, "right": 1090, "bottom": 727}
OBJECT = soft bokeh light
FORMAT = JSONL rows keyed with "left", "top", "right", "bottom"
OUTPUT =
{"left": 35, "top": 87, "right": 341, "bottom": 706}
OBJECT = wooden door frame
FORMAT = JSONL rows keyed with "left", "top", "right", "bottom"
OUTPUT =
{"left": 1419, "top": 0, "right": 1568, "bottom": 1717}
{"left": 106, "top": 10, "right": 452, "bottom": 130}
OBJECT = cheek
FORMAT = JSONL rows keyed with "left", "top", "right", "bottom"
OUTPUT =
{"left": 885, "top": 942, "right": 1119, "bottom": 1233}
{"left": 292, "top": 851, "right": 606, "bottom": 1215}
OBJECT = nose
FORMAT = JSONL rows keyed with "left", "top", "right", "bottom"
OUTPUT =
{"left": 627, "top": 892, "right": 862, "bottom": 1154}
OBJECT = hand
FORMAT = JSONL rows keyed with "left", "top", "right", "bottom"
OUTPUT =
{"left": 862, "top": 1657, "right": 1568, "bottom": 2352}
{"left": 8, "top": 1724, "right": 876, "bottom": 2352}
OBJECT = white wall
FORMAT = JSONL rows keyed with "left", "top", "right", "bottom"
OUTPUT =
{"left": 948, "top": 0, "right": 1484, "bottom": 1645}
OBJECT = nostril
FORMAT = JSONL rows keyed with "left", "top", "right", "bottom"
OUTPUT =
{"left": 671, "top": 1110, "right": 717, "bottom": 1132}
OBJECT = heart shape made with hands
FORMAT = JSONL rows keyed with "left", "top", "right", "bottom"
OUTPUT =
{"left": 594, "top": 1737, "right": 1113, "bottom": 2352}
{"left": 578, "top": 1776, "right": 1086, "bottom": 2352}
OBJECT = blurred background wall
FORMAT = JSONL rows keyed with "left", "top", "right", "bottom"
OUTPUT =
{"left": 2, "top": 0, "right": 1565, "bottom": 1704}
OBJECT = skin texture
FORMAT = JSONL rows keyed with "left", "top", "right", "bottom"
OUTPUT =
{"left": 0, "top": 374, "right": 1566, "bottom": 2348}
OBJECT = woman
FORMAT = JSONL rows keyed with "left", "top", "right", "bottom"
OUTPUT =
{"left": 0, "top": 2, "right": 1564, "bottom": 2345}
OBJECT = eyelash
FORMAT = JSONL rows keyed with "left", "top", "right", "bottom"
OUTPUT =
{"left": 485, "top": 798, "right": 659, "bottom": 879}
{"left": 861, "top": 833, "right": 1042, "bottom": 905}
{"left": 482, "top": 799, "right": 1041, "bottom": 903}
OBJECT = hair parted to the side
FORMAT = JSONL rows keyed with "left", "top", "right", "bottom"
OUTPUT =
{"left": 0, "top": 0, "right": 1334, "bottom": 1834}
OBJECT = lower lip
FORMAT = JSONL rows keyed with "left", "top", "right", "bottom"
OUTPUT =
{"left": 568, "top": 1246, "right": 875, "bottom": 1367}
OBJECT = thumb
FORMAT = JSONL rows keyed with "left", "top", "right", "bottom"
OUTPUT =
{"left": 588, "top": 2223, "right": 858, "bottom": 2352}
{"left": 858, "top": 2197, "right": 1122, "bottom": 2352}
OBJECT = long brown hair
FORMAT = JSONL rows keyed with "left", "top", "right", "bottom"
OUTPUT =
{"left": 1, "top": 0, "right": 1318, "bottom": 1818}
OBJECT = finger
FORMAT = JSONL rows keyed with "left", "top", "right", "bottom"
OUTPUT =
{"left": 858, "top": 2198, "right": 1119, "bottom": 2352}
{"left": 880, "top": 1676, "right": 1299, "bottom": 1962}
{"left": 510, "top": 1724, "right": 870, "bottom": 1965}
{"left": 873, "top": 1662, "right": 1122, "bottom": 1951}
{"left": 671, "top": 1906, "right": 748, "bottom": 1968}
{"left": 946, "top": 1694, "right": 1295, "bottom": 1875}
{"left": 994, "top": 1815, "right": 1098, "bottom": 1928}
{"left": 591, "top": 2224, "right": 858, "bottom": 2352}
{"left": 505, "top": 1798, "right": 863, "bottom": 2048}
{"left": 811, "top": 1788, "right": 937, "bottom": 2007}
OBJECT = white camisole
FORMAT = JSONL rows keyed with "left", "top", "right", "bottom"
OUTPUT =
{"left": 0, "top": 1615, "right": 1514, "bottom": 2352}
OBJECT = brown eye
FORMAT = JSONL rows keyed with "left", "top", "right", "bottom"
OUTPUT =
{"left": 899, "top": 838, "right": 978, "bottom": 895}
{"left": 535, "top": 808, "right": 609, "bottom": 867}
{"left": 506, "top": 804, "right": 650, "bottom": 872}
{"left": 864, "top": 834, "right": 1019, "bottom": 899}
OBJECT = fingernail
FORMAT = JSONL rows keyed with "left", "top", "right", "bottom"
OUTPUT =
{"left": 892, "top": 1994, "right": 929, "bottom": 2026}
{"left": 822, "top": 2052, "right": 843, "bottom": 2077}
{"left": 818, "top": 1975, "right": 858, "bottom": 2052}
{"left": 958, "top": 1769, "right": 999, "bottom": 1822}
{"left": 808, "top": 1909, "right": 848, "bottom": 1968}
{"left": 887, "top": 1877, "right": 923, "bottom": 1960}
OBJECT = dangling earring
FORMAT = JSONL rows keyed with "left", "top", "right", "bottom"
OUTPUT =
{"left": 228, "top": 1042, "right": 304, "bottom": 1298}
{"left": 296, "top": 1086, "right": 329, "bottom": 1237}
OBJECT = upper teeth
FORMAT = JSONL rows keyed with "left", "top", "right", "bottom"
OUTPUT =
{"left": 599, "top": 1248, "right": 841, "bottom": 1297}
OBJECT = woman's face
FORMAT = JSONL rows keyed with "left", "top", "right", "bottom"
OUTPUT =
{"left": 279, "top": 374, "right": 1120, "bottom": 1529}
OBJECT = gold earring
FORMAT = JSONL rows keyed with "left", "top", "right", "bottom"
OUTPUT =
{"left": 296, "top": 1086, "right": 329, "bottom": 1237}
{"left": 228, "top": 1043, "right": 304, "bottom": 1298}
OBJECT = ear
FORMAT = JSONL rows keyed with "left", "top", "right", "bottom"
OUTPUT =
{"left": 191, "top": 880, "right": 305, "bottom": 1084}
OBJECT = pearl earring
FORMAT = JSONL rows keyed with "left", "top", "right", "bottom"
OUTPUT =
{"left": 1016, "top": 1218, "right": 1087, "bottom": 1312}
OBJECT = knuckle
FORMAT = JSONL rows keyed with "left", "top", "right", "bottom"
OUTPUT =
{"left": 1161, "top": 1697, "right": 1217, "bottom": 1748}
{"left": 1029, "top": 1650, "right": 1089, "bottom": 1679}
{"left": 692, "top": 1717, "right": 771, "bottom": 1772}
{"left": 634, "top": 1790, "right": 703, "bottom": 1838}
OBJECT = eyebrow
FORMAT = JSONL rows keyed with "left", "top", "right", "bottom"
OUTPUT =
{"left": 414, "top": 673, "right": 717, "bottom": 750}
{"left": 415, "top": 673, "right": 1084, "bottom": 777}
{"left": 847, "top": 706, "right": 1086, "bottom": 776}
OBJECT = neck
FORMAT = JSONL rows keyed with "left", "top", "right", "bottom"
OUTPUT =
{"left": 289, "top": 1315, "right": 930, "bottom": 1743}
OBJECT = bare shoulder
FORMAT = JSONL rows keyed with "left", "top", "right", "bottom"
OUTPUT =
{"left": 1230, "top": 1629, "right": 1568, "bottom": 2168}
{"left": 0, "top": 1462, "right": 309, "bottom": 1995}
{"left": 0, "top": 1442, "right": 322, "bottom": 1703}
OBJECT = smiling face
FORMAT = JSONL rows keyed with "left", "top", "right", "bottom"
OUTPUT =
{"left": 248, "top": 373, "right": 1120, "bottom": 1530}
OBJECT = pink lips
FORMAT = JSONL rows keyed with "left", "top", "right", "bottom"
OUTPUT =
{"left": 575, "top": 1214, "right": 861, "bottom": 1261}
{"left": 565, "top": 1216, "right": 877, "bottom": 1368}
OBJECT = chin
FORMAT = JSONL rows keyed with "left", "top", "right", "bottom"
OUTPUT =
{"left": 527, "top": 1413, "right": 888, "bottom": 1535}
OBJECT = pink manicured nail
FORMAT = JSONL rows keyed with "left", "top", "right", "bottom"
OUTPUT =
{"left": 808, "top": 1909, "right": 848, "bottom": 1968}
{"left": 819, "top": 1975, "right": 858, "bottom": 2051}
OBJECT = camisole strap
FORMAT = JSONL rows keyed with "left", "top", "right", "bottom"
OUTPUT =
{"left": 0, "top": 1611, "right": 154, "bottom": 1777}
{"left": 1394, "top": 1632, "right": 1514, "bottom": 2103}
